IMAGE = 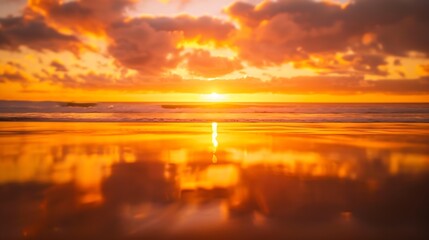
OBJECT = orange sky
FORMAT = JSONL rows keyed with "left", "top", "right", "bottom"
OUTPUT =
{"left": 0, "top": 0, "right": 428, "bottom": 102}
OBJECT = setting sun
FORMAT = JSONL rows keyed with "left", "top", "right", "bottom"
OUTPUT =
{"left": 204, "top": 92, "right": 226, "bottom": 102}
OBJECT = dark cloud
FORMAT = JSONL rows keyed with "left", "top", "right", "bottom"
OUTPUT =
{"left": 6, "top": 61, "right": 23, "bottom": 70}
{"left": 228, "top": 0, "right": 343, "bottom": 29}
{"left": 393, "top": 59, "right": 402, "bottom": 66}
{"left": 23, "top": 1, "right": 238, "bottom": 75}
{"left": 226, "top": 0, "right": 429, "bottom": 69}
{"left": 50, "top": 60, "right": 67, "bottom": 72}
{"left": 107, "top": 19, "right": 182, "bottom": 75}
{"left": 107, "top": 15, "right": 236, "bottom": 74}
{"left": 208, "top": 76, "right": 429, "bottom": 95}
{"left": 44, "top": 72, "right": 429, "bottom": 95}
{"left": 226, "top": 0, "right": 347, "bottom": 66}
{"left": 186, "top": 50, "right": 242, "bottom": 77}
{"left": 0, "top": 70, "right": 27, "bottom": 83}
{"left": 27, "top": 0, "right": 137, "bottom": 34}
{"left": 344, "top": 0, "right": 429, "bottom": 56}
{"left": 143, "top": 15, "right": 235, "bottom": 44}
{"left": 0, "top": 16, "right": 80, "bottom": 52}
{"left": 342, "top": 54, "right": 388, "bottom": 76}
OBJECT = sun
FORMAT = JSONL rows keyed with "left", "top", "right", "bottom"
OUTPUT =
{"left": 204, "top": 92, "right": 226, "bottom": 102}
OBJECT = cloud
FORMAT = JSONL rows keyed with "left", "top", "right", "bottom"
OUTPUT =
{"left": 143, "top": 15, "right": 235, "bottom": 44}
{"left": 0, "top": 71, "right": 27, "bottom": 83}
{"left": 199, "top": 76, "right": 429, "bottom": 95}
{"left": 342, "top": 54, "right": 388, "bottom": 76}
{"left": 344, "top": 0, "right": 429, "bottom": 56}
{"left": 0, "top": 62, "right": 29, "bottom": 83}
{"left": 226, "top": 0, "right": 346, "bottom": 66}
{"left": 5, "top": 61, "right": 23, "bottom": 70}
{"left": 1, "top": 0, "right": 429, "bottom": 99}
{"left": 22, "top": 1, "right": 237, "bottom": 75}
{"left": 226, "top": 0, "right": 429, "bottom": 70}
{"left": 186, "top": 50, "right": 242, "bottom": 77}
{"left": 107, "top": 15, "right": 236, "bottom": 74}
{"left": 41, "top": 71, "right": 429, "bottom": 95}
{"left": 0, "top": 16, "right": 80, "bottom": 52}
{"left": 421, "top": 64, "right": 429, "bottom": 75}
{"left": 27, "top": 0, "right": 138, "bottom": 34}
{"left": 0, "top": 60, "right": 25, "bottom": 83}
{"left": 107, "top": 19, "right": 182, "bottom": 75}
{"left": 50, "top": 60, "right": 67, "bottom": 72}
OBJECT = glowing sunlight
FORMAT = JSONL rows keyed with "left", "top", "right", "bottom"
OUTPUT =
{"left": 203, "top": 92, "right": 227, "bottom": 102}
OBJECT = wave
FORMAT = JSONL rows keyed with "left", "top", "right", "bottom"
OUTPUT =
{"left": 1, "top": 112, "right": 428, "bottom": 123}
{"left": 1, "top": 101, "right": 429, "bottom": 113}
{"left": 1, "top": 101, "right": 428, "bottom": 122}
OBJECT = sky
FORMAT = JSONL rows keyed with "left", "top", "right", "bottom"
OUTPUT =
{"left": 0, "top": 0, "right": 428, "bottom": 102}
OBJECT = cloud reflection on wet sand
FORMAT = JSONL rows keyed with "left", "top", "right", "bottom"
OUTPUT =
{"left": 1, "top": 122, "right": 429, "bottom": 239}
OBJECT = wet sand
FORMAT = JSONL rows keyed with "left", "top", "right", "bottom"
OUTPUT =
{"left": 1, "top": 122, "right": 429, "bottom": 239}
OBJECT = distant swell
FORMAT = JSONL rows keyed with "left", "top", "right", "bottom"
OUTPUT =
{"left": 1, "top": 101, "right": 428, "bottom": 123}
{"left": 1, "top": 115, "right": 429, "bottom": 123}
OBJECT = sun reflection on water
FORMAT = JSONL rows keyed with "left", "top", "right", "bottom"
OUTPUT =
{"left": 212, "top": 122, "right": 218, "bottom": 164}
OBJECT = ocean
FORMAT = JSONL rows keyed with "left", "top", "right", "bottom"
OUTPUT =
{"left": 1, "top": 101, "right": 429, "bottom": 239}
{"left": 1, "top": 101, "right": 429, "bottom": 122}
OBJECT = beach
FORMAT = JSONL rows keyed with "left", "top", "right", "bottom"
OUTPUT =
{"left": 2, "top": 0, "right": 429, "bottom": 238}
{"left": 1, "top": 121, "right": 429, "bottom": 239}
